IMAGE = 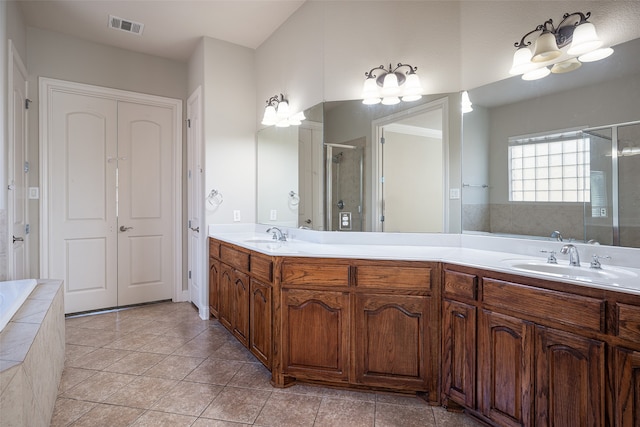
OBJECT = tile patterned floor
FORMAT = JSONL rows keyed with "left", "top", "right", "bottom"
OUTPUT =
{"left": 52, "top": 302, "right": 484, "bottom": 426}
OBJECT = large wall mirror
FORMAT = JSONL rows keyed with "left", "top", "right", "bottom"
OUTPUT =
{"left": 462, "top": 37, "right": 640, "bottom": 248}
{"left": 257, "top": 94, "right": 461, "bottom": 232}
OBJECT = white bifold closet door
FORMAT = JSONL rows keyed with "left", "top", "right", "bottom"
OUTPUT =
{"left": 49, "top": 90, "right": 175, "bottom": 313}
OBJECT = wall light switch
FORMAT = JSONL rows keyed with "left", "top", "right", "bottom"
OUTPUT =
{"left": 233, "top": 210, "right": 241, "bottom": 222}
{"left": 270, "top": 209, "right": 277, "bottom": 220}
{"left": 449, "top": 188, "right": 460, "bottom": 200}
{"left": 28, "top": 187, "right": 40, "bottom": 199}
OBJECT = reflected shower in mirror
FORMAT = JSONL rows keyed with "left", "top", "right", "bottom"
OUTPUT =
{"left": 462, "top": 37, "right": 640, "bottom": 248}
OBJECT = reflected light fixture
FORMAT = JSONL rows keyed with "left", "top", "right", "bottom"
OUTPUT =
{"left": 510, "top": 11, "right": 613, "bottom": 81}
{"left": 461, "top": 91, "right": 473, "bottom": 113}
{"left": 361, "top": 63, "right": 423, "bottom": 105}
{"left": 261, "top": 94, "right": 306, "bottom": 127}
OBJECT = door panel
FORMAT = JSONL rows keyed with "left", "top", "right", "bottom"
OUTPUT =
{"left": 8, "top": 45, "right": 29, "bottom": 279}
{"left": 117, "top": 101, "right": 174, "bottom": 305}
{"left": 49, "top": 91, "right": 118, "bottom": 312}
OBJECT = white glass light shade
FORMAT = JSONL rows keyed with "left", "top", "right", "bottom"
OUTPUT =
{"left": 381, "top": 72, "right": 400, "bottom": 97}
{"left": 261, "top": 105, "right": 277, "bottom": 126}
{"left": 522, "top": 66, "right": 550, "bottom": 81}
{"left": 578, "top": 47, "right": 613, "bottom": 62}
{"left": 461, "top": 91, "right": 473, "bottom": 113}
{"left": 401, "top": 73, "right": 423, "bottom": 102}
{"left": 361, "top": 77, "right": 381, "bottom": 104}
{"left": 551, "top": 58, "right": 582, "bottom": 74}
{"left": 381, "top": 96, "right": 400, "bottom": 105}
{"left": 287, "top": 111, "right": 306, "bottom": 126}
{"left": 567, "top": 22, "right": 603, "bottom": 55}
{"left": 276, "top": 119, "right": 290, "bottom": 128}
{"left": 276, "top": 100, "right": 290, "bottom": 119}
{"left": 509, "top": 47, "right": 537, "bottom": 75}
{"left": 532, "top": 31, "right": 561, "bottom": 63}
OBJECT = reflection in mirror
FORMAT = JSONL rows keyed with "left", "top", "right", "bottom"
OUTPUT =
{"left": 462, "top": 37, "right": 640, "bottom": 248}
{"left": 257, "top": 94, "right": 458, "bottom": 232}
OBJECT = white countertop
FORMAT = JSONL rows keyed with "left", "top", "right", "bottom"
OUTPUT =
{"left": 209, "top": 224, "right": 640, "bottom": 296}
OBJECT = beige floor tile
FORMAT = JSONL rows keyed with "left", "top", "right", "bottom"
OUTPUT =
{"left": 63, "top": 343, "right": 97, "bottom": 366}
{"left": 172, "top": 339, "right": 217, "bottom": 358}
{"left": 70, "top": 403, "right": 144, "bottom": 427}
{"left": 209, "top": 341, "right": 257, "bottom": 363}
{"left": 432, "top": 406, "right": 486, "bottom": 426}
{"left": 151, "top": 381, "right": 223, "bottom": 416}
{"left": 103, "top": 351, "right": 166, "bottom": 375}
{"left": 129, "top": 409, "right": 197, "bottom": 426}
{"left": 103, "top": 376, "right": 178, "bottom": 409}
{"left": 321, "top": 386, "right": 377, "bottom": 402}
{"left": 254, "top": 391, "right": 322, "bottom": 427}
{"left": 200, "top": 386, "right": 271, "bottom": 424}
{"left": 136, "top": 334, "right": 190, "bottom": 354}
{"left": 227, "top": 362, "right": 272, "bottom": 390}
{"left": 49, "top": 397, "right": 96, "bottom": 426}
{"left": 314, "top": 397, "right": 375, "bottom": 427}
{"left": 57, "top": 367, "right": 97, "bottom": 394}
{"left": 376, "top": 392, "right": 429, "bottom": 407}
{"left": 374, "top": 402, "right": 436, "bottom": 427}
{"left": 65, "top": 327, "right": 121, "bottom": 347}
{"left": 102, "top": 332, "right": 160, "bottom": 351}
{"left": 65, "top": 347, "right": 132, "bottom": 370}
{"left": 60, "top": 371, "right": 137, "bottom": 402}
{"left": 185, "top": 358, "right": 244, "bottom": 385}
{"left": 144, "top": 354, "right": 205, "bottom": 380}
{"left": 192, "top": 419, "right": 250, "bottom": 427}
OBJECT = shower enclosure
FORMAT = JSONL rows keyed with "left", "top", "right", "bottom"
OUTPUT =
{"left": 583, "top": 120, "right": 640, "bottom": 247}
{"left": 325, "top": 142, "right": 364, "bottom": 231}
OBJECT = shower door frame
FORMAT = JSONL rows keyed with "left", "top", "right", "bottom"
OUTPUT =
{"left": 325, "top": 143, "right": 364, "bottom": 231}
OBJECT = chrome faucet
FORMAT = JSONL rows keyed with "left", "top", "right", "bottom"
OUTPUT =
{"left": 266, "top": 227, "right": 287, "bottom": 242}
{"left": 560, "top": 244, "right": 580, "bottom": 266}
{"left": 551, "top": 230, "right": 563, "bottom": 242}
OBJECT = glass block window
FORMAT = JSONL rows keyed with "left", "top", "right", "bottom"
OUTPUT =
{"left": 508, "top": 130, "right": 590, "bottom": 202}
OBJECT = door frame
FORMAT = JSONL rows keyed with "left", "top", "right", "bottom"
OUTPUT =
{"left": 371, "top": 97, "right": 449, "bottom": 232}
{"left": 39, "top": 77, "right": 184, "bottom": 302}
{"left": 187, "top": 86, "right": 207, "bottom": 319}
{"left": 7, "top": 40, "right": 29, "bottom": 279}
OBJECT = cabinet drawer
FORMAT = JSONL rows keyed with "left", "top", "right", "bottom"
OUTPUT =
{"left": 443, "top": 270, "right": 477, "bottom": 300}
{"left": 250, "top": 253, "right": 273, "bottom": 283}
{"left": 617, "top": 302, "right": 640, "bottom": 342}
{"left": 209, "top": 239, "right": 220, "bottom": 259}
{"left": 281, "top": 260, "right": 349, "bottom": 287}
{"left": 355, "top": 265, "right": 431, "bottom": 291}
{"left": 220, "top": 245, "right": 250, "bottom": 271}
{"left": 482, "top": 278, "right": 605, "bottom": 333}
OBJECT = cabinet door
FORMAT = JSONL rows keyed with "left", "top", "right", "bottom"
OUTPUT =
{"left": 282, "top": 289, "right": 350, "bottom": 382}
{"left": 535, "top": 326, "right": 605, "bottom": 427}
{"left": 231, "top": 270, "right": 250, "bottom": 347}
{"left": 218, "top": 263, "right": 234, "bottom": 331}
{"left": 250, "top": 279, "right": 272, "bottom": 368}
{"left": 614, "top": 347, "right": 640, "bottom": 427}
{"left": 442, "top": 299, "right": 476, "bottom": 408}
{"left": 354, "top": 293, "right": 430, "bottom": 391}
{"left": 209, "top": 258, "right": 220, "bottom": 318}
{"left": 478, "top": 310, "right": 534, "bottom": 427}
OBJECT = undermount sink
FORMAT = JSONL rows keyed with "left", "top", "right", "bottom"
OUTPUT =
{"left": 243, "top": 238, "right": 280, "bottom": 244}
{"left": 505, "top": 260, "right": 638, "bottom": 282}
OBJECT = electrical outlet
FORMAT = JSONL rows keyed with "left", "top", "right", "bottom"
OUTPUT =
{"left": 233, "top": 210, "right": 241, "bottom": 222}
{"left": 270, "top": 210, "right": 277, "bottom": 220}
{"left": 600, "top": 208, "right": 607, "bottom": 217}
{"left": 28, "top": 187, "right": 40, "bottom": 199}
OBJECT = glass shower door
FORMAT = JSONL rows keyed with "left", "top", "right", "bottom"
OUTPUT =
{"left": 325, "top": 141, "right": 364, "bottom": 231}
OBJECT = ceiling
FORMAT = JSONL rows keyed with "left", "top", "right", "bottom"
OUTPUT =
{"left": 17, "top": 0, "right": 307, "bottom": 62}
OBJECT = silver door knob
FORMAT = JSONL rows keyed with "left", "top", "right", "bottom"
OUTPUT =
{"left": 119, "top": 226, "right": 133, "bottom": 232}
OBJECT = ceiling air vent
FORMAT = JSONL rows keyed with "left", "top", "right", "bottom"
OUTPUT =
{"left": 108, "top": 15, "right": 144, "bottom": 35}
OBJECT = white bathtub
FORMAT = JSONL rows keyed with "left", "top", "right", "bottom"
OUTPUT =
{"left": 0, "top": 279, "right": 38, "bottom": 332}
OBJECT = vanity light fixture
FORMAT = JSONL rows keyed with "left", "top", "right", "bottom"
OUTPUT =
{"left": 261, "top": 94, "right": 305, "bottom": 127}
{"left": 361, "top": 63, "right": 423, "bottom": 105}
{"left": 461, "top": 91, "right": 473, "bottom": 113}
{"left": 510, "top": 11, "right": 613, "bottom": 81}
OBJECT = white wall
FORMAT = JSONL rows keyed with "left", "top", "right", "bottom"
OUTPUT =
{"left": 200, "top": 37, "right": 256, "bottom": 226}
{"left": 26, "top": 26, "right": 188, "bottom": 278}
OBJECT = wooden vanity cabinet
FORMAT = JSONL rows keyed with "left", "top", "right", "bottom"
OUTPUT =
{"left": 442, "top": 264, "right": 608, "bottom": 427}
{"left": 278, "top": 258, "right": 440, "bottom": 399}
{"left": 612, "top": 300, "right": 640, "bottom": 426}
{"left": 209, "top": 239, "right": 274, "bottom": 369}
